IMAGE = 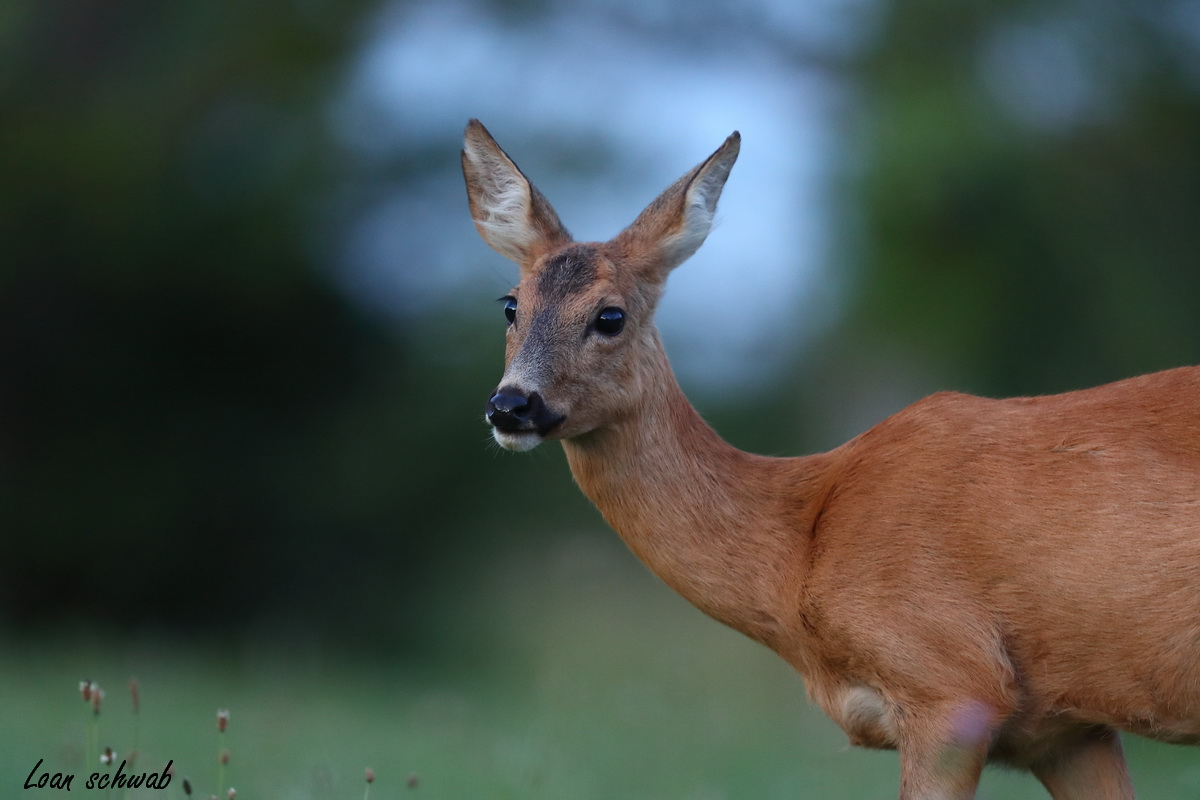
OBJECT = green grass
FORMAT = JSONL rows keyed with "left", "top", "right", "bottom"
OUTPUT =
{"left": 3, "top": 534, "right": 1199, "bottom": 799}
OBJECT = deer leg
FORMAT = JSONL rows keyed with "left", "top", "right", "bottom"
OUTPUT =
{"left": 897, "top": 736, "right": 986, "bottom": 800}
{"left": 1031, "top": 727, "right": 1135, "bottom": 800}
{"left": 896, "top": 700, "right": 999, "bottom": 800}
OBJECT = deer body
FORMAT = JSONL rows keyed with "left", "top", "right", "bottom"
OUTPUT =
{"left": 461, "top": 119, "right": 1200, "bottom": 799}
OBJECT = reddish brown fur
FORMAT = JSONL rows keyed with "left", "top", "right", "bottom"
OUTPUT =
{"left": 461, "top": 119, "right": 1200, "bottom": 799}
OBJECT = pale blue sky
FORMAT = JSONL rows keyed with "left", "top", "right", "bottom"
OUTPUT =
{"left": 329, "top": 0, "right": 873, "bottom": 391}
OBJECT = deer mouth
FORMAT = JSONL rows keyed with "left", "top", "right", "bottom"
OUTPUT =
{"left": 488, "top": 411, "right": 567, "bottom": 450}
{"left": 484, "top": 393, "right": 564, "bottom": 453}
{"left": 491, "top": 427, "right": 546, "bottom": 452}
{"left": 485, "top": 388, "right": 566, "bottom": 447}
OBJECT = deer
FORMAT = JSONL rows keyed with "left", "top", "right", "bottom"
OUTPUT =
{"left": 460, "top": 118, "right": 1200, "bottom": 799}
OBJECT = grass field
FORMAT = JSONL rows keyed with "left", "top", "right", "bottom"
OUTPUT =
{"left": 4, "top": 533, "right": 1199, "bottom": 799}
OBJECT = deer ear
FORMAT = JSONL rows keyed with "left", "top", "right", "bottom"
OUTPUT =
{"left": 461, "top": 120, "right": 571, "bottom": 266}
{"left": 614, "top": 131, "right": 740, "bottom": 276}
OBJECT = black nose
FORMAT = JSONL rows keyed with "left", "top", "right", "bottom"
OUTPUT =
{"left": 486, "top": 388, "right": 545, "bottom": 431}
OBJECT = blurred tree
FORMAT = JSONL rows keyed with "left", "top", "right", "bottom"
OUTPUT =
{"left": 0, "top": 0, "right": 599, "bottom": 649}
{"left": 844, "top": 0, "right": 1200, "bottom": 399}
{"left": 0, "top": 0, "right": 366, "bottom": 633}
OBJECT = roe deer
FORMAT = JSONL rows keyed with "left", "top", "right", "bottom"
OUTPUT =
{"left": 460, "top": 119, "right": 1200, "bottom": 799}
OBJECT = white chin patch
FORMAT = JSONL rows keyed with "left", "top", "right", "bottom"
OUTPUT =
{"left": 493, "top": 428, "right": 543, "bottom": 452}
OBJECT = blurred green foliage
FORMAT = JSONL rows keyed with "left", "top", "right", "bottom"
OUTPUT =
{"left": 848, "top": 0, "right": 1200, "bottom": 397}
{"left": 0, "top": 1, "right": 598, "bottom": 646}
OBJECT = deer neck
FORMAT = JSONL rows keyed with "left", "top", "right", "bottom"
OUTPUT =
{"left": 561, "top": 343, "right": 824, "bottom": 649}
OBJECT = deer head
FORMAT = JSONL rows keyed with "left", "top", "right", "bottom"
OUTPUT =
{"left": 461, "top": 120, "right": 740, "bottom": 451}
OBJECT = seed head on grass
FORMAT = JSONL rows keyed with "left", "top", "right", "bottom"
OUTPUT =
{"left": 216, "top": 709, "right": 230, "bottom": 799}
{"left": 87, "top": 683, "right": 105, "bottom": 715}
{"left": 183, "top": 777, "right": 193, "bottom": 796}
{"left": 363, "top": 767, "right": 375, "bottom": 800}
{"left": 79, "top": 680, "right": 103, "bottom": 773}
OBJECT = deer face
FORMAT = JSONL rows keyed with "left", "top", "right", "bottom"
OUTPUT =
{"left": 485, "top": 242, "right": 659, "bottom": 451}
{"left": 461, "top": 120, "right": 739, "bottom": 451}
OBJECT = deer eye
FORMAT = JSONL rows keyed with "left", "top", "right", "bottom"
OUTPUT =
{"left": 501, "top": 296, "right": 517, "bottom": 325}
{"left": 595, "top": 307, "right": 625, "bottom": 336}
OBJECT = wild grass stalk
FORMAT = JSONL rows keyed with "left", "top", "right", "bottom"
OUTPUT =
{"left": 216, "top": 709, "right": 230, "bottom": 799}
{"left": 70, "top": 676, "right": 389, "bottom": 797}
{"left": 125, "top": 679, "right": 140, "bottom": 800}
{"left": 128, "top": 679, "right": 140, "bottom": 762}
{"left": 80, "top": 680, "right": 103, "bottom": 776}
